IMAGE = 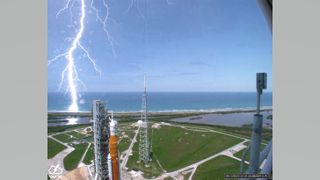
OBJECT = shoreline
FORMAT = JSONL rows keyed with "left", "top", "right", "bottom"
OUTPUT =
{"left": 48, "top": 107, "right": 272, "bottom": 116}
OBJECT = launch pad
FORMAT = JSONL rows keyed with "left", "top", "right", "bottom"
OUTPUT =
{"left": 48, "top": 111, "right": 272, "bottom": 180}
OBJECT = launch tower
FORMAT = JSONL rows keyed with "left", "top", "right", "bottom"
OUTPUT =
{"left": 139, "top": 76, "right": 150, "bottom": 164}
{"left": 93, "top": 100, "right": 110, "bottom": 180}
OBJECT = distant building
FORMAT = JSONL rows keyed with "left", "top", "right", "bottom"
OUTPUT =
{"left": 93, "top": 100, "right": 110, "bottom": 180}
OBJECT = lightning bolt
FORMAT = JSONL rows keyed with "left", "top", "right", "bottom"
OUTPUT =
{"left": 90, "top": 0, "right": 116, "bottom": 57}
{"left": 49, "top": 0, "right": 162, "bottom": 112}
{"left": 65, "top": 0, "right": 85, "bottom": 112}
{"left": 124, "top": 0, "right": 145, "bottom": 19}
{"left": 48, "top": 0, "right": 106, "bottom": 112}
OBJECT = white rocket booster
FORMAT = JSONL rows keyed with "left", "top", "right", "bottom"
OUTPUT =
{"left": 108, "top": 153, "right": 112, "bottom": 180}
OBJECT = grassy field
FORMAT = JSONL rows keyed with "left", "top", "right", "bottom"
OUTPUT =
{"left": 48, "top": 124, "right": 91, "bottom": 135}
{"left": 63, "top": 143, "right": 88, "bottom": 171}
{"left": 52, "top": 131, "right": 87, "bottom": 143}
{"left": 127, "top": 133, "right": 164, "bottom": 178}
{"left": 115, "top": 113, "right": 207, "bottom": 123}
{"left": 118, "top": 137, "right": 131, "bottom": 153}
{"left": 48, "top": 138, "right": 67, "bottom": 159}
{"left": 68, "top": 131, "right": 86, "bottom": 138}
{"left": 83, "top": 144, "right": 94, "bottom": 165}
{"left": 53, "top": 133, "right": 77, "bottom": 143}
{"left": 174, "top": 122, "right": 272, "bottom": 142}
{"left": 118, "top": 122, "right": 136, "bottom": 129}
{"left": 193, "top": 155, "right": 248, "bottom": 180}
{"left": 152, "top": 125, "right": 242, "bottom": 172}
{"left": 116, "top": 113, "right": 272, "bottom": 144}
{"left": 117, "top": 116, "right": 137, "bottom": 122}
{"left": 122, "top": 130, "right": 137, "bottom": 139}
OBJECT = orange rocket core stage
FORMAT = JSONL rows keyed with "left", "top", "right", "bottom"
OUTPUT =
{"left": 109, "top": 135, "right": 119, "bottom": 180}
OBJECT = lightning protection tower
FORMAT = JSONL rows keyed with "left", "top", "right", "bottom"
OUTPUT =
{"left": 139, "top": 75, "right": 150, "bottom": 164}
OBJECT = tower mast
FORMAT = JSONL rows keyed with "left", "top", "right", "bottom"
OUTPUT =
{"left": 139, "top": 75, "right": 150, "bottom": 164}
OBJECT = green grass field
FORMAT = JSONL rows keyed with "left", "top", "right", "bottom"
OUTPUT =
{"left": 53, "top": 133, "right": 77, "bottom": 143}
{"left": 127, "top": 132, "right": 164, "bottom": 178}
{"left": 48, "top": 124, "right": 91, "bottom": 135}
{"left": 68, "top": 131, "right": 86, "bottom": 138}
{"left": 63, "top": 143, "right": 88, "bottom": 170}
{"left": 48, "top": 138, "right": 67, "bottom": 159}
{"left": 175, "top": 123, "right": 272, "bottom": 143}
{"left": 118, "top": 137, "right": 131, "bottom": 153}
{"left": 123, "top": 130, "right": 137, "bottom": 139}
{"left": 152, "top": 125, "right": 242, "bottom": 171}
{"left": 83, "top": 144, "right": 94, "bottom": 165}
{"left": 52, "top": 131, "right": 87, "bottom": 143}
{"left": 193, "top": 155, "right": 248, "bottom": 180}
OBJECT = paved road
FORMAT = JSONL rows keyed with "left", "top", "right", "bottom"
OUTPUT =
{"left": 120, "top": 127, "right": 141, "bottom": 180}
{"left": 121, "top": 127, "right": 140, "bottom": 169}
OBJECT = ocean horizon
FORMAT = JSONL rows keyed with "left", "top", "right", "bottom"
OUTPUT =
{"left": 48, "top": 92, "right": 272, "bottom": 112}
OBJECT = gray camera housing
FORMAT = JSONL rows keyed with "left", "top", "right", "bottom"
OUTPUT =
{"left": 256, "top": 73, "right": 267, "bottom": 92}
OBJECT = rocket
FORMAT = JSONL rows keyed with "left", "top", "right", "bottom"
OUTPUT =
{"left": 107, "top": 154, "right": 112, "bottom": 180}
{"left": 108, "top": 113, "right": 120, "bottom": 180}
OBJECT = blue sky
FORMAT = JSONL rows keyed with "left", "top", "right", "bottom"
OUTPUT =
{"left": 48, "top": 0, "right": 272, "bottom": 92}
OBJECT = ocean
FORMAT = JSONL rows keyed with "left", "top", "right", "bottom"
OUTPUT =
{"left": 48, "top": 92, "right": 272, "bottom": 112}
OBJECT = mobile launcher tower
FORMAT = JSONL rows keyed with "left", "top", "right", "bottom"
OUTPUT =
{"left": 139, "top": 76, "right": 151, "bottom": 164}
{"left": 93, "top": 100, "right": 109, "bottom": 180}
{"left": 92, "top": 100, "right": 121, "bottom": 180}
